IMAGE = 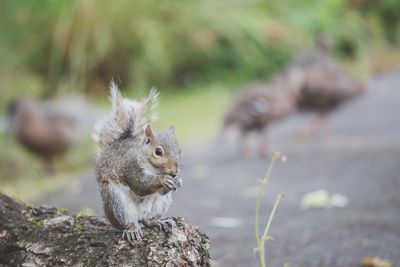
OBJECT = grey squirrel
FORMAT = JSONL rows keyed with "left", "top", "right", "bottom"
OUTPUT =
{"left": 93, "top": 82, "right": 182, "bottom": 242}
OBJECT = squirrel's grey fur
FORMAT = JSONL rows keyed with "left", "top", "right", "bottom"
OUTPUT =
{"left": 94, "top": 82, "right": 182, "bottom": 242}
{"left": 93, "top": 81, "right": 159, "bottom": 151}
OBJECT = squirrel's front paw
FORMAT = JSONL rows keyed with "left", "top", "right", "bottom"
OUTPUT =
{"left": 122, "top": 225, "right": 143, "bottom": 243}
{"left": 173, "top": 175, "right": 183, "bottom": 189}
{"left": 162, "top": 175, "right": 176, "bottom": 191}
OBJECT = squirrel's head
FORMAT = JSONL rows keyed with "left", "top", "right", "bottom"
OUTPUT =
{"left": 142, "top": 124, "right": 181, "bottom": 177}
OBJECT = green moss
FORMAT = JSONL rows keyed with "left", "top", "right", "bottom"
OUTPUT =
{"left": 29, "top": 218, "right": 42, "bottom": 227}
{"left": 76, "top": 208, "right": 94, "bottom": 218}
{"left": 58, "top": 208, "right": 67, "bottom": 214}
{"left": 74, "top": 223, "right": 84, "bottom": 231}
{"left": 2, "top": 201, "right": 10, "bottom": 209}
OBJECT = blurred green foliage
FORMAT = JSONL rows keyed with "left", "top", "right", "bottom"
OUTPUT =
{"left": 354, "top": 0, "right": 400, "bottom": 44}
{"left": 1, "top": 0, "right": 399, "bottom": 200}
{"left": 4, "top": 1, "right": 291, "bottom": 91}
{"left": 2, "top": 0, "right": 396, "bottom": 107}
{"left": 0, "top": 131, "right": 94, "bottom": 199}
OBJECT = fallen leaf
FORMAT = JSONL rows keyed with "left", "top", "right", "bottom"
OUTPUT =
{"left": 362, "top": 256, "right": 392, "bottom": 267}
{"left": 301, "top": 190, "right": 349, "bottom": 209}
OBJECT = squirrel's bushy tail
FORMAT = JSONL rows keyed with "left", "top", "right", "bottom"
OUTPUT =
{"left": 93, "top": 81, "right": 159, "bottom": 150}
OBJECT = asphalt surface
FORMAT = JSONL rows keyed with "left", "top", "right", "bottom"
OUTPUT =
{"left": 36, "top": 70, "right": 400, "bottom": 267}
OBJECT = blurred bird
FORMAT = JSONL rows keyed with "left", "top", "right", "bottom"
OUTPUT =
{"left": 221, "top": 35, "right": 364, "bottom": 156}
{"left": 290, "top": 34, "right": 365, "bottom": 134}
{"left": 7, "top": 98, "right": 79, "bottom": 174}
{"left": 222, "top": 81, "right": 297, "bottom": 156}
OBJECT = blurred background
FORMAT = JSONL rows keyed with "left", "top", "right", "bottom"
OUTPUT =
{"left": 1, "top": 0, "right": 400, "bottom": 266}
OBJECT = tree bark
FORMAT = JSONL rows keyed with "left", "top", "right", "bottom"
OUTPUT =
{"left": 0, "top": 193, "right": 210, "bottom": 266}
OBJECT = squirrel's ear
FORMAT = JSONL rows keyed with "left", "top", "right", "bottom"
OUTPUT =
{"left": 145, "top": 124, "right": 153, "bottom": 144}
{"left": 169, "top": 125, "right": 176, "bottom": 135}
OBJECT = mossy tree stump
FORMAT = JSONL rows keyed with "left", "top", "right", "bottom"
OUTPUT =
{"left": 0, "top": 193, "right": 210, "bottom": 266}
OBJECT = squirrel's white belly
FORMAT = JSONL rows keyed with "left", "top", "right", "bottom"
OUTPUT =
{"left": 131, "top": 191, "right": 172, "bottom": 221}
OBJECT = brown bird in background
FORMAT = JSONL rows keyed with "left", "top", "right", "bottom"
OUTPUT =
{"left": 290, "top": 34, "right": 365, "bottom": 134}
{"left": 221, "top": 34, "right": 364, "bottom": 156}
{"left": 222, "top": 80, "right": 297, "bottom": 156}
{"left": 7, "top": 98, "right": 79, "bottom": 174}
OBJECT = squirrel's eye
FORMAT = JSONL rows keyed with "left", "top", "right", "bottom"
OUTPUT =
{"left": 155, "top": 147, "right": 163, "bottom": 157}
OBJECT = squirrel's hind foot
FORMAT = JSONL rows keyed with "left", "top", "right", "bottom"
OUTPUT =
{"left": 122, "top": 225, "right": 143, "bottom": 243}
{"left": 143, "top": 217, "right": 176, "bottom": 234}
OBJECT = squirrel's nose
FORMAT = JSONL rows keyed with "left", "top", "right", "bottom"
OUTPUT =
{"left": 169, "top": 168, "right": 178, "bottom": 177}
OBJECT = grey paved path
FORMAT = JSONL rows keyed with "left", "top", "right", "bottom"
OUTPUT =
{"left": 36, "top": 70, "right": 400, "bottom": 266}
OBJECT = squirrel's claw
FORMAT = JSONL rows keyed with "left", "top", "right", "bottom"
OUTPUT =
{"left": 163, "top": 175, "right": 183, "bottom": 191}
{"left": 143, "top": 217, "right": 176, "bottom": 234}
{"left": 134, "top": 230, "right": 143, "bottom": 240}
{"left": 163, "top": 175, "right": 176, "bottom": 191}
{"left": 159, "top": 218, "right": 176, "bottom": 233}
{"left": 122, "top": 230, "right": 133, "bottom": 243}
{"left": 122, "top": 226, "right": 143, "bottom": 243}
{"left": 174, "top": 175, "right": 183, "bottom": 189}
